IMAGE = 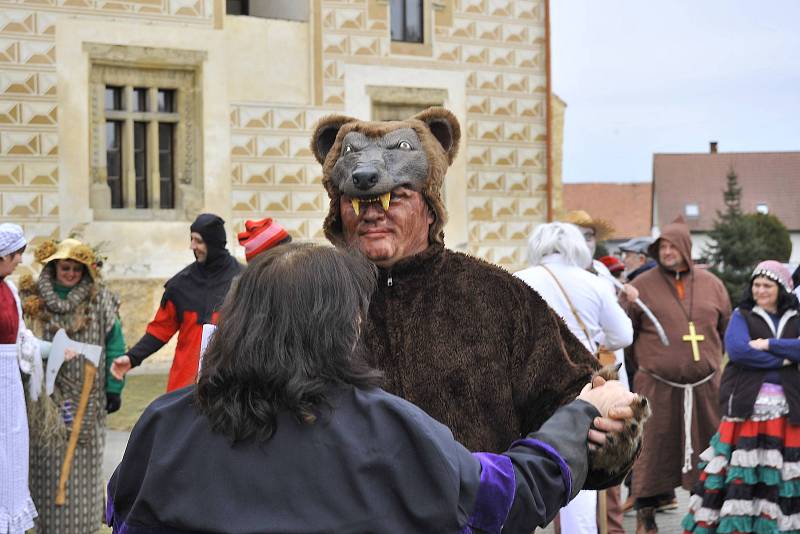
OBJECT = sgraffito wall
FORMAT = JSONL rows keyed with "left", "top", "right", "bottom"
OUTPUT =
{"left": 1, "top": 0, "right": 555, "bottom": 363}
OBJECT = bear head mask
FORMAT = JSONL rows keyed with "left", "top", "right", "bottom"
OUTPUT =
{"left": 311, "top": 107, "right": 460, "bottom": 247}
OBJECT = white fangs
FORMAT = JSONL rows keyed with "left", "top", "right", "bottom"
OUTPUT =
{"left": 351, "top": 193, "right": 391, "bottom": 216}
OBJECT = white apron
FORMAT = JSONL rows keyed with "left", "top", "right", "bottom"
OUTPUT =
{"left": 0, "top": 342, "right": 37, "bottom": 534}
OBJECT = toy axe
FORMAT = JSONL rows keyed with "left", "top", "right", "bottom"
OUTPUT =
{"left": 46, "top": 328, "right": 102, "bottom": 506}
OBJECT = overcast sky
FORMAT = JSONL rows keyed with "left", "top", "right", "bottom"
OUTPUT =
{"left": 551, "top": 1, "right": 800, "bottom": 183}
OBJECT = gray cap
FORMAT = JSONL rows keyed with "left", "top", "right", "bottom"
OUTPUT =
{"left": 618, "top": 236, "right": 653, "bottom": 255}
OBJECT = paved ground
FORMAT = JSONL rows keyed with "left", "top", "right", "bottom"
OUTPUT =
{"left": 104, "top": 427, "right": 689, "bottom": 533}
{"left": 537, "top": 487, "right": 690, "bottom": 532}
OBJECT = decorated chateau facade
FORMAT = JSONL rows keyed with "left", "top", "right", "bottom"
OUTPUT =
{"left": 0, "top": 0, "right": 562, "bottom": 357}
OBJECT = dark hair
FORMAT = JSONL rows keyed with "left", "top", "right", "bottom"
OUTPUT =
{"left": 0, "top": 244, "right": 25, "bottom": 262}
{"left": 196, "top": 243, "right": 382, "bottom": 443}
{"left": 738, "top": 275, "right": 800, "bottom": 315}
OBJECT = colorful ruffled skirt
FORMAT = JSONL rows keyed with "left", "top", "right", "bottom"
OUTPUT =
{"left": 683, "top": 382, "right": 800, "bottom": 534}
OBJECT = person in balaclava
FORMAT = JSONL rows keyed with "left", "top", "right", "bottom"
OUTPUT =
{"left": 111, "top": 213, "right": 243, "bottom": 391}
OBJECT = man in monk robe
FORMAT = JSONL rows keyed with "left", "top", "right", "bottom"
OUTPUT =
{"left": 624, "top": 216, "right": 731, "bottom": 533}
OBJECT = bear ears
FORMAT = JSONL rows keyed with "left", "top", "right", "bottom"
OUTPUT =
{"left": 311, "top": 107, "right": 461, "bottom": 166}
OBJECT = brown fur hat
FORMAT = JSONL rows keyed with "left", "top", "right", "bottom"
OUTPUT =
{"left": 310, "top": 107, "right": 461, "bottom": 246}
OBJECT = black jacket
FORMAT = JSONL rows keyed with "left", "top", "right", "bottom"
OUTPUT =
{"left": 107, "top": 386, "right": 598, "bottom": 533}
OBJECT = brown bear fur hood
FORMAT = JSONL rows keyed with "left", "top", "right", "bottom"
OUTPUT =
{"left": 310, "top": 107, "right": 460, "bottom": 246}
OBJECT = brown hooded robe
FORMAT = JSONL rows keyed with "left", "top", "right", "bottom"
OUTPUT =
{"left": 625, "top": 217, "right": 731, "bottom": 498}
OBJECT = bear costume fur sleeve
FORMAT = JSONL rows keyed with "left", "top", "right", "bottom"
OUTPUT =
{"left": 311, "top": 108, "right": 642, "bottom": 488}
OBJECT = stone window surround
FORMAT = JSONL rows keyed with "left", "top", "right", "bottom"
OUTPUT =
{"left": 85, "top": 43, "right": 206, "bottom": 221}
{"left": 371, "top": 0, "right": 441, "bottom": 57}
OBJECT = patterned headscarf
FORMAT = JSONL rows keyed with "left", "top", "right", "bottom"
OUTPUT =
{"left": 752, "top": 260, "right": 793, "bottom": 293}
{"left": 0, "top": 223, "right": 26, "bottom": 257}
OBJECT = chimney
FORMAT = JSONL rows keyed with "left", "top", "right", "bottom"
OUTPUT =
{"left": 709, "top": 141, "right": 718, "bottom": 154}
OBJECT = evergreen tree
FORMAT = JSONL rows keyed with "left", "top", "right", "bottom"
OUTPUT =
{"left": 705, "top": 169, "right": 792, "bottom": 301}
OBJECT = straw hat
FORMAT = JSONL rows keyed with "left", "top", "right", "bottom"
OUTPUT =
{"left": 561, "top": 210, "right": 615, "bottom": 241}
{"left": 35, "top": 238, "right": 99, "bottom": 280}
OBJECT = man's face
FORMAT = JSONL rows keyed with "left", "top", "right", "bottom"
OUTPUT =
{"left": 579, "top": 226, "right": 597, "bottom": 257}
{"left": 658, "top": 239, "right": 687, "bottom": 271}
{"left": 190, "top": 232, "right": 208, "bottom": 263}
{"left": 340, "top": 186, "right": 433, "bottom": 269}
{"left": 622, "top": 251, "right": 646, "bottom": 273}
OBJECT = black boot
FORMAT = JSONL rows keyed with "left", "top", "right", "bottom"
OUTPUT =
{"left": 635, "top": 507, "right": 658, "bottom": 534}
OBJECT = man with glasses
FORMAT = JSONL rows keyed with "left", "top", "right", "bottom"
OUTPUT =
{"left": 618, "top": 237, "right": 656, "bottom": 282}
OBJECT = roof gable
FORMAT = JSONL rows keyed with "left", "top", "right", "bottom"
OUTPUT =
{"left": 653, "top": 151, "right": 800, "bottom": 231}
{"left": 563, "top": 182, "right": 652, "bottom": 239}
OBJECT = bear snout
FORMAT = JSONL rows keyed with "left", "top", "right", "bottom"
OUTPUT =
{"left": 352, "top": 166, "right": 380, "bottom": 191}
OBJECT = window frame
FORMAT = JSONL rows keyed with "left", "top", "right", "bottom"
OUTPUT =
{"left": 388, "top": 0, "right": 433, "bottom": 57}
{"left": 86, "top": 43, "right": 205, "bottom": 221}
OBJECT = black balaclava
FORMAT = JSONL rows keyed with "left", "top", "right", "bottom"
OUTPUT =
{"left": 190, "top": 213, "right": 228, "bottom": 268}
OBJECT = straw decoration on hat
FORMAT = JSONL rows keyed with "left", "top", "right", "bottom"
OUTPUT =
{"left": 34, "top": 238, "right": 101, "bottom": 280}
{"left": 561, "top": 210, "right": 615, "bottom": 241}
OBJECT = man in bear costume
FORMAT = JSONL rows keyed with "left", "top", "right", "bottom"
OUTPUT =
{"left": 312, "top": 107, "right": 641, "bottom": 489}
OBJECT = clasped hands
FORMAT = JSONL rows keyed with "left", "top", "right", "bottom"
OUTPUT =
{"left": 577, "top": 375, "right": 637, "bottom": 450}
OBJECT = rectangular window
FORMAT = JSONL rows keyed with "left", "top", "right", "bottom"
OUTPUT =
{"left": 226, "top": 0, "right": 248, "bottom": 15}
{"left": 105, "top": 121, "right": 123, "bottom": 208}
{"left": 101, "top": 83, "right": 181, "bottom": 211}
{"left": 158, "top": 123, "right": 175, "bottom": 209}
{"left": 105, "top": 86, "right": 123, "bottom": 111}
{"left": 133, "top": 122, "right": 148, "bottom": 208}
{"left": 133, "top": 87, "right": 148, "bottom": 112}
{"left": 89, "top": 45, "right": 204, "bottom": 220}
{"left": 157, "top": 89, "right": 175, "bottom": 113}
{"left": 391, "top": 0, "right": 423, "bottom": 43}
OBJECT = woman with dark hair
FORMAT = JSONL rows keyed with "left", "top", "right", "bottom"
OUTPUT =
{"left": 683, "top": 261, "right": 800, "bottom": 533}
{"left": 107, "top": 243, "right": 636, "bottom": 534}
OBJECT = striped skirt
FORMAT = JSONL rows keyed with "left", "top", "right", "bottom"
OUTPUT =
{"left": 683, "top": 383, "right": 800, "bottom": 534}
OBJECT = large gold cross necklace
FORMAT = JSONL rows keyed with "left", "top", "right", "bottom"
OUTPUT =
{"left": 664, "top": 271, "right": 703, "bottom": 361}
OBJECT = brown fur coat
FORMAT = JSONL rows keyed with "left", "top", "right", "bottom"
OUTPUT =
{"left": 362, "top": 244, "right": 598, "bottom": 453}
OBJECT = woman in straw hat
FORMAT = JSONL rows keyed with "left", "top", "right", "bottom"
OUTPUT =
{"left": 19, "top": 238, "right": 125, "bottom": 533}
{"left": 0, "top": 223, "right": 41, "bottom": 533}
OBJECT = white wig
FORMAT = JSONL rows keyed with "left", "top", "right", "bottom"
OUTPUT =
{"left": 527, "top": 222, "right": 592, "bottom": 269}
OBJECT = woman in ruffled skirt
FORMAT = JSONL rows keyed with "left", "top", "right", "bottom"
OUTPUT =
{"left": 683, "top": 261, "right": 800, "bottom": 534}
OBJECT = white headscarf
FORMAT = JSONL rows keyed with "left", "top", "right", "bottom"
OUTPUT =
{"left": 0, "top": 223, "right": 26, "bottom": 257}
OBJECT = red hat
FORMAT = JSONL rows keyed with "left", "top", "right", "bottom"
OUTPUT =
{"left": 599, "top": 255, "right": 624, "bottom": 274}
{"left": 237, "top": 218, "right": 291, "bottom": 262}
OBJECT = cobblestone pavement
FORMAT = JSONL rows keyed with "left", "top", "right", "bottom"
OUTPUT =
{"left": 537, "top": 487, "right": 690, "bottom": 533}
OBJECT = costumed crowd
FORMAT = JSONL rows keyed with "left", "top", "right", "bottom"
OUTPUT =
{"left": 1, "top": 107, "right": 797, "bottom": 534}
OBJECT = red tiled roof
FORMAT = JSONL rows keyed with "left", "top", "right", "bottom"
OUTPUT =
{"left": 563, "top": 182, "right": 653, "bottom": 240}
{"left": 653, "top": 151, "right": 800, "bottom": 231}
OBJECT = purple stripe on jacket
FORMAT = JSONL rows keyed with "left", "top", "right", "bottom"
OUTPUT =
{"left": 511, "top": 438, "right": 572, "bottom": 504}
{"left": 460, "top": 452, "right": 516, "bottom": 534}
